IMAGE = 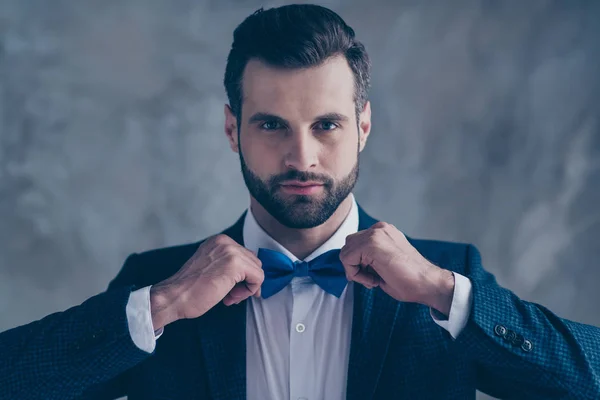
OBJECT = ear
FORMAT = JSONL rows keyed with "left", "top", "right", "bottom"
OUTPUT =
{"left": 358, "top": 101, "right": 372, "bottom": 152}
{"left": 224, "top": 104, "right": 239, "bottom": 153}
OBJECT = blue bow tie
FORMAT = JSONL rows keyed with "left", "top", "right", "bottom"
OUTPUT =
{"left": 257, "top": 248, "right": 348, "bottom": 299}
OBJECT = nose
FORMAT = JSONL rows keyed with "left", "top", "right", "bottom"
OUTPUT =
{"left": 283, "top": 130, "right": 319, "bottom": 171}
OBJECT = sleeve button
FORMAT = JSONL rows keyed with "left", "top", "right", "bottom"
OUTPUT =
{"left": 521, "top": 339, "right": 533, "bottom": 352}
{"left": 503, "top": 330, "right": 517, "bottom": 343}
{"left": 494, "top": 324, "right": 507, "bottom": 337}
{"left": 511, "top": 333, "right": 525, "bottom": 347}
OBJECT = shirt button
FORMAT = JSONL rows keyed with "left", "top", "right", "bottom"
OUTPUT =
{"left": 295, "top": 323, "right": 306, "bottom": 333}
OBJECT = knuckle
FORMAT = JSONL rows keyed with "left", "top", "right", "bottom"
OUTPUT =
{"left": 222, "top": 242, "right": 244, "bottom": 257}
{"left": 213, "top": 234, "right": 231, "bottom": 245}
{"left": 368, "top": 232, "right": 380, "bottom": 244}
{"left": 224, "top": 265, "right": 242, "bottom": 281}
{"left": 224, "top": 244, "right": 239, "bottom": 256}
{"left": 223, "top": 253, "right": 238, "bottom": 265}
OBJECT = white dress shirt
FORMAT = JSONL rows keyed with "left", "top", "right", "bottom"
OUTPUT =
{"left": 125, "top": 194, "right": 473, "bottom": 400}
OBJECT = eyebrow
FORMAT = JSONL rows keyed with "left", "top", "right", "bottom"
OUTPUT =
{"left": 248, "top": 113, "right": 288, "bottom": 125}
{"left": 247, "top": 112, "right": 350, "bottom": 125}
{"left": 314, "top": 112, "right": 349, "bottom": 123}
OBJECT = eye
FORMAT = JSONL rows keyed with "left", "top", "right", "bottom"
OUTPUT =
{"left": 315, "top": 121, "right": 339, "bottom": 131}
{"left": 260, "top": 120, "right": 283, "bottom": 131}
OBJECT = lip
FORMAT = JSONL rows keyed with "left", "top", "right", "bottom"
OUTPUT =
{"left": 279, "top": 180, "right": 324, "bottom": 187}
{"left": 279, "top": 181, "right": 324, "bottom": 195}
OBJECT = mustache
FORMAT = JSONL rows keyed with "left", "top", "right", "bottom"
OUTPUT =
{"left": 269, "top": 170, "right": 334, "bottom": 186}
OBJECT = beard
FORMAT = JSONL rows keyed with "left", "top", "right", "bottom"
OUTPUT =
{"left": 239, "top": 150, "right": 359, "bottom": 229}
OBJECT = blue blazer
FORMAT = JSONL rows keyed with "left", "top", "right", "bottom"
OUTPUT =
{"left": 1, "top": 206, "right": 599, "bottom": 399}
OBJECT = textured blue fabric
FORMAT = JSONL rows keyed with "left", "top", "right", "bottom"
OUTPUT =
{"left": 257, "top": 247, "right": 347, "bottom": 298}
{"left": 1, "top": 206, "right": 599, "bottom": 400}
{"left": 0, "top": 281, "right": 152, "bottom": 400}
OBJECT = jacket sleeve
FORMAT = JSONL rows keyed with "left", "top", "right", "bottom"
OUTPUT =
{"left": 0, "top": 254, "right": 152, "bottom": 400}
{"left": 454, "top": 244, "right": 600, "bottom": 399}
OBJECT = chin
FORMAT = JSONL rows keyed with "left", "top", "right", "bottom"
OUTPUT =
{"left": 272, "top": 203, "right": 336, "bottom": 229}
{"left": 277, "top": 216, "right": 327, "bottom": 230}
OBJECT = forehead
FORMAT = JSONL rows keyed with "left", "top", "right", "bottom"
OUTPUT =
{"left": 241, "top": 55, "right": 355, "bottom": 119}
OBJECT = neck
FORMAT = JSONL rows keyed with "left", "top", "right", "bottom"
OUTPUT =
{"left": 250, "top": 195, "right": 354, "bottom": 260}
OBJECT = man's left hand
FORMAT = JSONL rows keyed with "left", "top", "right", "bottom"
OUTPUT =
{"left": 339, "top": 222, "right": 455, "bottom": 316}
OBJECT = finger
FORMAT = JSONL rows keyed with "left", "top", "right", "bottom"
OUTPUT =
{"left": 222, "top": 246, "right": 262, "bottom": 277}
{"left": 222, "top": 249, "right": 263, "bottom": 301}
{"left": 223, "top": 281, "right": 258, "bottom": 305}
{"left": 340, "top": 240, "right": 369, "bottom": 283}
{"left": 339, "top": 236, "right": 369, "bottom": 268}
{"left": 349, "top": 267, "right": 381, "bottom": 289}
{"left": 343, "top": 229, "right": 369, "bottom": 247}
{"left": 224, "top": 262, "right": 264, "bottom": 305}
{"left": 213, "top": 235, "right": 263, "bottom": 270}
{"left": 243, "top": 261, "right": 263, "bottom": 299}
{"left": 235, "top": 250, "right": 263, "bottom": 272}
{"left": 239, "top": 261, "right": 264, "bottom": 296}
{"left": 236, "top": 245, "right": 263, "bottom": 270}
{"left": 223, "top": 282, "right": 251, "bottom": 305}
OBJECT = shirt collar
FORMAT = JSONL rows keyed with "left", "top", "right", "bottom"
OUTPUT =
{"left": 243, "top": 193, "right": 359, "bottom": 262}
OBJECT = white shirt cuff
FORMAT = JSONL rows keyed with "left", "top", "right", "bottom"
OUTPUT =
{"left": 126, "top": 285, "right": 163, "bottom": 353}
{"left": 430, "top": 272, "right": 473, "bottom": 339}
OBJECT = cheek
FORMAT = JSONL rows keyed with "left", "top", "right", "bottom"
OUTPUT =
{"left": 321, "top": 139, "right": 358, "bottom": 176}
{"left": 241, "top": 140, "right": 280, "bottom": 173}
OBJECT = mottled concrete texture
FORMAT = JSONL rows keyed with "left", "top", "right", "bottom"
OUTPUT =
{"left": 1, "top": 0, "right": 599, "bottom": 399}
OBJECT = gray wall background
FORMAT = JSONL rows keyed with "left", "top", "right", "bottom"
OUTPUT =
{"left": 1, "top": 0, "right": 599, "bottom": 399}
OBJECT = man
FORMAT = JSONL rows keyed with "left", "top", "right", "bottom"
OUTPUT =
{"left": 1, "top": 4, "right": 599, "bottom": 400}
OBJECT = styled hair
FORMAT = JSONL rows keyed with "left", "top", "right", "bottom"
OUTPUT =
{"left": 223, "top": 4, "right": 371, "bottom": 122}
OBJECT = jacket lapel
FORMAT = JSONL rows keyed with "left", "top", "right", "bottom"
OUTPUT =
{"left": 346, "top": 206, "right": 402, "bottom": 400}
{"left": 197, "top": 213, "right": 248, "bottom": 400}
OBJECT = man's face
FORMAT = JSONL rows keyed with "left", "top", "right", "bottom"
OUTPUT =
{"left": 225, "top": 55, "right": 371, "bottom": 229}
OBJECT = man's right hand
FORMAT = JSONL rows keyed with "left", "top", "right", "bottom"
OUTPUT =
{"left": 148, "top": 235, "right": 264, "bottom": 331}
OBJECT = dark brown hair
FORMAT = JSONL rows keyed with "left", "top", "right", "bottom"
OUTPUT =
{"left": 223, "top": 4, "right": 371, "bottom": 122}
